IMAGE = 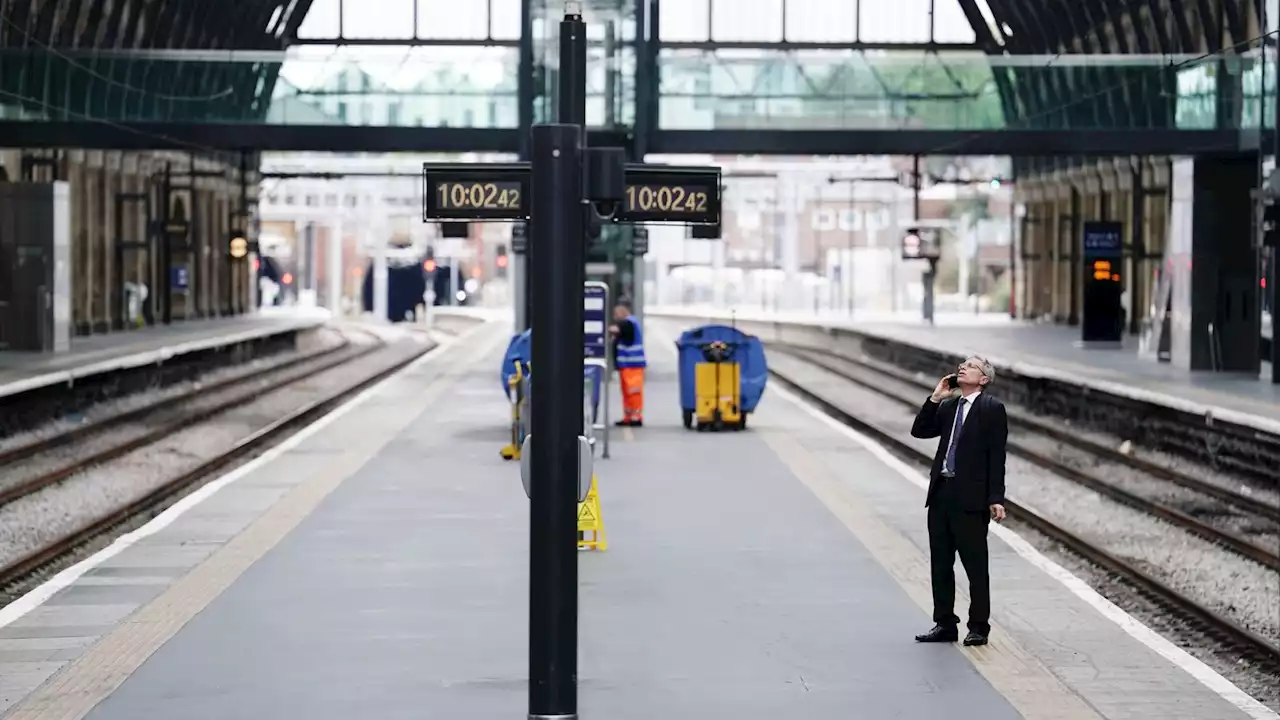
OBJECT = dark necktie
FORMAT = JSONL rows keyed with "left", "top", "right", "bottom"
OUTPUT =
{"left": 945, "top": 399, "right": 965, "bottom": 474}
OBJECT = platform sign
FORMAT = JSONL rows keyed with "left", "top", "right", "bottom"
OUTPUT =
{"left": 511, "top": 222, "right": 528, "bottom": 254}
{"left": 1083, "top": 221, "right": 1123, "bottom": 257}
{"left": 170, "top": 265, "right": 190, "bottom": 293}
{"left": 1081, "top": 221, "right": 1124, "bottom": 343}
{"left": 631, "top": 227, "right": 649, "bottom": 256}
{"left": 422, "top": 163, "right": 530, "bottom": 221}
{"left": 584, "top": 281, "right": 608, "bottom": 360}
{"left": 422, "top": 163, "right": 721, "bottom": 225}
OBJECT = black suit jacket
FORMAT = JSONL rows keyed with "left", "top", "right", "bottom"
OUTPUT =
{"left": 910, "top": 393, "right": 1008, "bottom": 512}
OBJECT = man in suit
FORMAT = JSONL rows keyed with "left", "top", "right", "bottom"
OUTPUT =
{"left": 910, "top": 355, "right": 1008, "bottom": 647}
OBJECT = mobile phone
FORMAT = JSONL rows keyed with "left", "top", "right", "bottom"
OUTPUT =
{"left": 945, "top": 374, "right": 959, "bottom": 389}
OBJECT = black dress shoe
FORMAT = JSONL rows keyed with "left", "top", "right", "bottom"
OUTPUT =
{"left": 962, "top": 632, "right": 989, "bottom": 646}
{"left": 914, "top": 625, "right": 959, "bottom": 643}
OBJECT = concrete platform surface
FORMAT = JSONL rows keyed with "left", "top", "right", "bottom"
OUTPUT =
{"left": 0, "top": 319, "right": 1273, "bottom": 720}
{"left": 0, "top": 308, "right": 329, "bottom": 399}
{"left": 651, "top": 306, "right": 1280, "bottom": 432}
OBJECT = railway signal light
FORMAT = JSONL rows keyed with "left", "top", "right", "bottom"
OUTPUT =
{"left": 495, "top": 243, "right": 509, "bottom": 275}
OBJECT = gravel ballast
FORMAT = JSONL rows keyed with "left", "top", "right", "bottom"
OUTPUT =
{"left": 765, "top": 350, "right": 1280, "bottom": 709}
{"left": 0, "top": 334, "right": 427, "bottom": 572}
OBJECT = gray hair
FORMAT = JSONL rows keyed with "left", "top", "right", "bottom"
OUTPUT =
{"left": 968, "top": 355, "right": 996, "bottom": 385}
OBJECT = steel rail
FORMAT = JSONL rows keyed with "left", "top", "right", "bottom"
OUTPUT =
{"left": 0, "top": 341, "right": 437, "bottom": 591}
{"left": 768, "top": 366, "right": 1280, "bottom": 667}
{"left": 0, "top": 337, "right": 384, "bottom": 512}
{"left": 0, "top": 338, "right": 352, "bottom": 471}
{"left": 776, "top": 345, "right": 1280, "bottom": 571}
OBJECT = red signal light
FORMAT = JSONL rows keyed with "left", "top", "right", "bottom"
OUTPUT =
{"left": 496, "top": 255, "right": 508, "bottom": 268}
{"left": 424, "top": 260, "right": 437, "bottom": 272}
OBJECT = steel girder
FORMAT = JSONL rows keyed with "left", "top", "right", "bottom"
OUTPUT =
{"left": 0, "top": 0, "right": 315, "bottom": 126}
{"left": 974, "top": 0, "right": 1263, "bottom": 178}
{"left": 967, "top": 0, "right": 1260, "bottom": 126}
{"left": 0, "top": 120, "right": 1267, "bottom": 157}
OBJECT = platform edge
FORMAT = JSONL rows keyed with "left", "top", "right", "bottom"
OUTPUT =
{"left": 771, "top": 382, "right": 1280, "bottom": 720}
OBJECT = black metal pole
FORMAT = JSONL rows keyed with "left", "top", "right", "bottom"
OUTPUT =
{"left": 1272, "top": 20, "right": 1280, "bottom": 383}
{"left": 161, "top": 164, "right": 173, "bottom": 325}
{"left": 558, "top": 7, "right": 587, "bottom": 128}
{"left": 517, "top": 0, "right": 535, "bottom": 332}
{"left": 527, "top": 122, "right": 586, "bottom": 720}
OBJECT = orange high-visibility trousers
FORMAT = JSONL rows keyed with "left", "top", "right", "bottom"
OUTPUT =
{"left": 618, "top": 367, "right": 645, "bottom": 421}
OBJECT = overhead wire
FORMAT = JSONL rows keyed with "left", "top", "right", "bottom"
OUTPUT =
{"left": 0, "top": 11, "right": 238, "bottom": 103}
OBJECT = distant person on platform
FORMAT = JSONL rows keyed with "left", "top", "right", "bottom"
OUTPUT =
{"left": 609, "top": 302, "right": 646, "bottom": 427}
{"left": 910, "top": 356, "right": 1008, "bottom": 647}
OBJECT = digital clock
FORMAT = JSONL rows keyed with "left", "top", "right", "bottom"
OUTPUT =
{"left": 617, "top": 167, "right": 721, "bottom": 224}
{"left": 422, "top": 164, "right": 530, "bottom": 221}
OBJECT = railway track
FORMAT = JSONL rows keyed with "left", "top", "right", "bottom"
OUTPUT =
{"left": 0, "top": 335, "right": 353, "bottom": 472}
{"left": 794, "top": 346, "right": 1280, "bottom": 522}
{"left": 0, "top": 329, "right": 436, "bottom": 594}
{"left": 777, "top": 344, "right": 1280, "bottom": 571}
{"left": 766, "top": 350, "right": 1280, "bottom": 669}
{"left": 0, "top": 337, "right": 378, "bottom": 511}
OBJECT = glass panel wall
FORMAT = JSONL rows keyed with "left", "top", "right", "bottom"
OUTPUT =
{"left": 531, "top": 0, "right": 635, "bottom": 128}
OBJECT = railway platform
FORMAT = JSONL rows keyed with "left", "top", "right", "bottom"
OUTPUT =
{"left": 0, "top": 309, "right": 329, "bottom": 402}
{"left": 650, "top": 306, "right": 1280, "bottom": 434}
{"left": 0, "top": 321, "right": 1272, "bottom": 719}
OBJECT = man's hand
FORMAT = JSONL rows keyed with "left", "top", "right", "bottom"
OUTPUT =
{"left": 989, "top": 504, "right": 1006, "bottom": 522}
{"left": 930, "top": 376, "right": 954, "bottom": 403}
{"left": 609, "top": 324, "right": 619, "bottom": 335}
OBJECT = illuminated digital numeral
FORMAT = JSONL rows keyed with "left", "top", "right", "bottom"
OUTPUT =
{"left": 624, "top": 185, "right": 709, "bottom": 214}
{"left": 434, "top": 181, "right": 522, "bottom": 211}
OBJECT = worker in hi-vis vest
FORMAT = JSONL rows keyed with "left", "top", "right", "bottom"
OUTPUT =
{"left": 609, "top": 301, "right": 646, "bottom": 427}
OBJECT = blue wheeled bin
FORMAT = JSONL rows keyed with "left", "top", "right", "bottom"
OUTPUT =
{"left": 676, "top": 324, "right": 768, "bottom": 430}
{"left": 500, "top": 329, "right": 533, "bottom": 400}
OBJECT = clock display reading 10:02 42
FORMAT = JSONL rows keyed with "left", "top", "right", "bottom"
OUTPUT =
{"left": 624, "top": 184, "right": 709, "bottom": 215}
{"left": 434, "top": 181, "right": 523, "bottom": 211}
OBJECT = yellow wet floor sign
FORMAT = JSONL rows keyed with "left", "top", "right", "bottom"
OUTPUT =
{"left": 577, "top": 474, "right": 607, "bottom": 551}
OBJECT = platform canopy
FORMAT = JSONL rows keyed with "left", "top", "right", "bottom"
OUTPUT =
{"left": 0, "top": 0, "right": 1268, "bottom": 151}
{"left": 0, "top": 0, "right": 315, "bottom": 123}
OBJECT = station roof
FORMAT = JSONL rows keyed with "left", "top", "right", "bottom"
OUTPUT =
{"left": 0, "top": 0, "right": 1264, "bottom": 151}
{"left": 0, "top": 0, "right": 315, "bottom": 124}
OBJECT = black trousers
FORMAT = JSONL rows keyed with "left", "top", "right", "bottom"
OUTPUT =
{"left": 927, "top": 484, "right": 992, "bottom": 636}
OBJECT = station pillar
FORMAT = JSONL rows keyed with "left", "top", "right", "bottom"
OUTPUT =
{"left": 1168, "top": 156, "right": 1261, "bottom": 372}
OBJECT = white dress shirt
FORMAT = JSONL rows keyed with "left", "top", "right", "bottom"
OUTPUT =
{"left": 943, "top": 391, "right": 981, "bottom": 475}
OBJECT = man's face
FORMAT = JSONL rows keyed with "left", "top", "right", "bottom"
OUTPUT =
{"left": 613, "top": 306, "right": 628, "bottom": 321}
{"left": 956, "top": 357, "right": 988, "bottom": 387}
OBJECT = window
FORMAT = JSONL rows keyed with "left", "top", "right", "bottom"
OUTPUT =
{"left": 812, "top": 209, "right": 837, "bottom": 231}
